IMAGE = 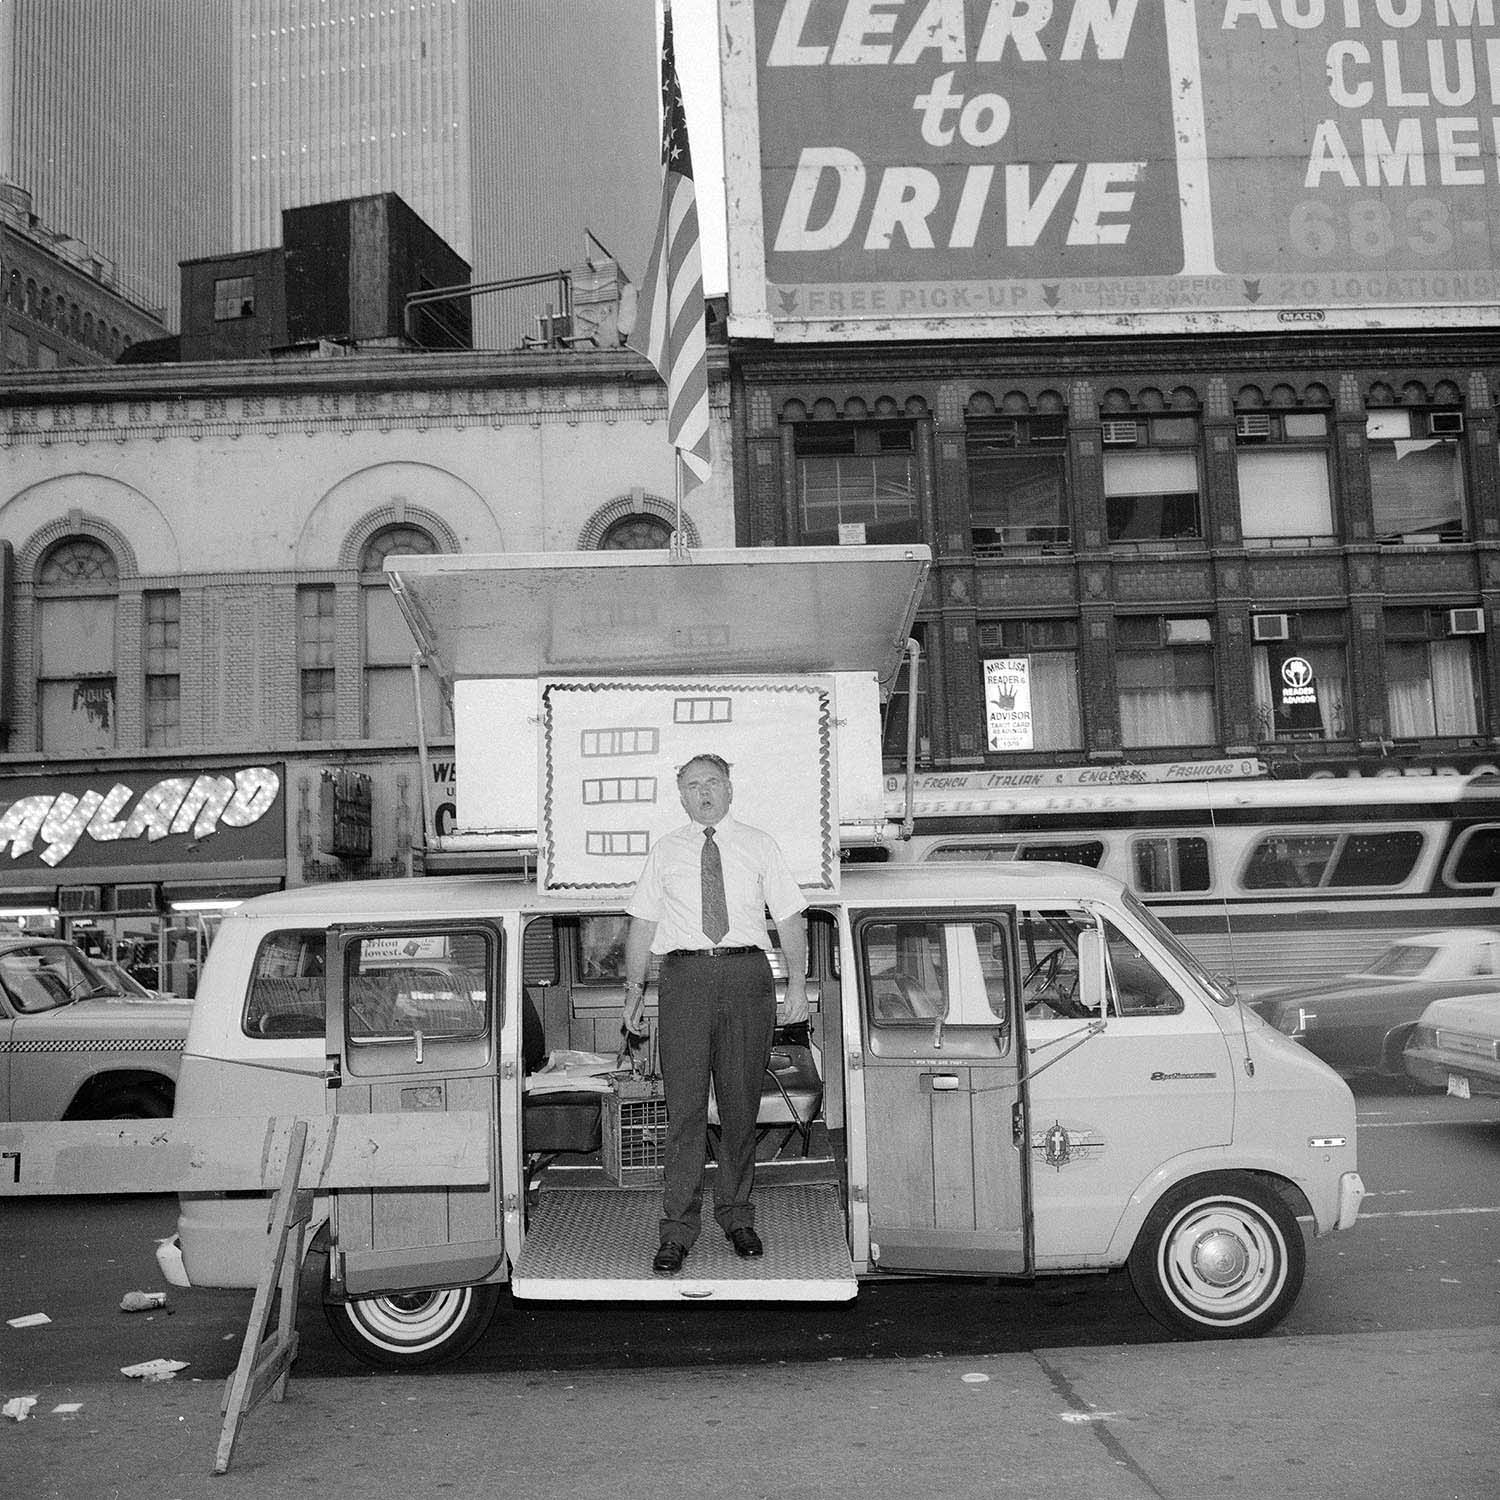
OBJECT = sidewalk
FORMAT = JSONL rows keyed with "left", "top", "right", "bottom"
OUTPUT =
{"left": 7, "top": 1327, "right": 1497, "bottom": 1500}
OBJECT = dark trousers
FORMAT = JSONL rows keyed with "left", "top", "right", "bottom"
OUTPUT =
{"left": 656, "top": 950, "right": 776, "bottom": 1247}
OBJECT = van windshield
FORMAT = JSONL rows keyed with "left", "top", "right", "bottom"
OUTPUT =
{"left": 1121, "top": 890, "right": 1237, "bottom": 1008}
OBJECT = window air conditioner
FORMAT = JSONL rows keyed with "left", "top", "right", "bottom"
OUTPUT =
{"left": 1100, "top": 419, "right": 1138, "bottom": 445}
{"left": 1252, "top": 613, "right": 1290, "bottom": 643}
{"left": 1428, "top": 411, "right": 1465, "bottom": 436}
{"left": 1235, "top": 413, "right": 1272, "bottom": 439}
{"left": 1448, "top": 607, "right": 1485, "bottom": 636}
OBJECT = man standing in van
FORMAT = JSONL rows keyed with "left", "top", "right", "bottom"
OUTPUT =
{"left": 622, "top": 754, "right": 808, "bottom": 1276}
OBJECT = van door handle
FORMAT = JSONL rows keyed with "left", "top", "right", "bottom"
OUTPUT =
{"left": 925, "top": 1073, "right": 961, "bottom": 1092}
{"left": 324, "top": 1055, "right": 342, "bottom": 1090}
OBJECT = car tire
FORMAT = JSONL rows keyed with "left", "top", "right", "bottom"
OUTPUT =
{"left": 1127, "top": 1173, "right": 1305, "bottom": 1339}
{"left": 322, "top": 1278, "right": 502, "bottom": 1369}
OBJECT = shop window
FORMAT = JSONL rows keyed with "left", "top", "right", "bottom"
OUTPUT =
{"left": 1102, "top": 416, "right": 1201, "bottom": 544}
{"left": 967, "top": 415, "right": 1069, "bottom": 555}
{"left": 213, "top": 274, "right": 256, "bottom": 321}
{"left": 881, "top": 623, "right": 929, "bottom": 764}
{"left": 144, "top": 590, "right": 181, "bottom": 748}
{"left": 1251, "top": 611, "right": 1348, "bottom": 742}
{"left": 1367, "top": 409, "right": 1467, "bottom": 542}
{"left": 795, "top": 421, "right": 918, "bottom": 546}
{"left": 1235, "top": 411, "right": 1334, "bottom": 543}
{"left": 1383, "top": 607, "right": 1483, "bottom": 737}
{"left": 978, "top": 620, "right": 1081, "bottom": 752}
{"left": 298, "top": 585, "right": 336, "bottom": 740}
{"left": 361, "top": 524, "right": 449, "bottom": 740}
{"left": 36, "top": 537, "right": 118, "bottom": 753}
{"left": 1116, "top": 616, "right": 1216, "bottom": 748}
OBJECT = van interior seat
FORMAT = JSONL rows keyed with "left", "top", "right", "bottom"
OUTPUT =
{"left": 521, "top": 988, "right": 603, "bottom": 1158}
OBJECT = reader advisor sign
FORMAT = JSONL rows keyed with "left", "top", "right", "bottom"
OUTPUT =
{"left": 748, "top": 0, "right": 1500, "bottom": 329}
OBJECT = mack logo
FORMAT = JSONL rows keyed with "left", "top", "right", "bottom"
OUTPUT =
{"left": 1150, "top": 1070, "right": 1216, "bottom": 1081}
{"left": 0, "top": 767, "right": 281, "bottom": 867}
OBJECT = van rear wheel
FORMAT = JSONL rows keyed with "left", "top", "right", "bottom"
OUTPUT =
{"left": 322, "top": 1281, "right": 501, "bottom": 1369}
{"left": 1127, "top": 1173, "right": 1304, "bottom": 1339}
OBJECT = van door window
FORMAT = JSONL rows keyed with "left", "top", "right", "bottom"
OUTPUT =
{"left": 1103, "top": 920, "right": 1185, "bottom": 1017}
{"left": 862, "top": 918, "right": 1011, "bottom": 1043}
{"left": 242, "top": 929, "right": 326, "bottom": 1038}
{"left": 341, "top": 929, "right": 493, "bottom": 1075}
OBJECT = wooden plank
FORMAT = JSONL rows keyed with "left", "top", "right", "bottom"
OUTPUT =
{"left": 0, "top": 1112, "right": 491, "bottom": 1196}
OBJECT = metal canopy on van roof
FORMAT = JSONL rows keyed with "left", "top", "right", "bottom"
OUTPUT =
{"left": 384, "top": 545, "right": 932, "bottom": 693}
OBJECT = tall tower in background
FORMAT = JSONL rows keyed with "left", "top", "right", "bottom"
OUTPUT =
{"left": 3, "top": 0, "right": 659, "bottom": 341}
{"left": 1, "top": 0, "right": 232, "bottom": 322}
{"left": 230, "top": 0, "right": 663, "bottom": 345}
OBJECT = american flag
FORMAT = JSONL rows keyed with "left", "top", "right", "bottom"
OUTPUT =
{"left": 626, "top": 7, "right": 710, "bottom": 489}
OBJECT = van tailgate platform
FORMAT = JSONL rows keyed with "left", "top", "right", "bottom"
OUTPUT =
{"left": 512, "top": 1183, "right": 857, "bottom": 1301}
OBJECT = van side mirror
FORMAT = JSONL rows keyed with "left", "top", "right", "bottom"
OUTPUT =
{"left": 1077, "top": 928, "right": 1107, "bottom": 1023}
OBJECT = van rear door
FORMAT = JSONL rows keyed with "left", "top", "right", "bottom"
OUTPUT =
{"left": 325, "top": 921, "right": 505, "bottom": 1297}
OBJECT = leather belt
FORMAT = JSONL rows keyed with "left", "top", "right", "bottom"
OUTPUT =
{"left": 665, "top": 946, "right": 763, "bottom": 959}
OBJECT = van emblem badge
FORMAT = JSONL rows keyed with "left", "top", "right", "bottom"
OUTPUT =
{"left": 1032, "top": 1120, "right": 1104, "bottom": 1171}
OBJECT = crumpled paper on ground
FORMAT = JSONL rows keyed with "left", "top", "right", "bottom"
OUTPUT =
{"left": 119, "top": 1290, "right": 167, "bottom": 1313}
{"left": 120, "top": 1358, "right": 189, "bottom": 1382}
{"left": 2, "top": 1396, "right": 38, "bottom": 1421}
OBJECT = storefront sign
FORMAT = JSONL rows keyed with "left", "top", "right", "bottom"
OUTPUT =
{"left": 0, "top": 766, "right": 284, "bottom": 869}
{"left": 724, "top": 0, "right": 1500, "bottom": 339}
{"left": 984, "top": 657, "right": 1033, "bottom": 751}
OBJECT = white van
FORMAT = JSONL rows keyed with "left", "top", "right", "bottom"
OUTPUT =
{"left": 165, "top": 547, "right": 1363, "bottom": 1365}
{"left": 168, "top": 858, "right": 1362, "bottom": 1364}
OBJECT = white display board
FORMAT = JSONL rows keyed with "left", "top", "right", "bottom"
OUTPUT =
{"left": 537, "top": 677, "right": 837, "bottom": 892}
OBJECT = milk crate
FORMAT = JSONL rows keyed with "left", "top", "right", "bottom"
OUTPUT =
{"left": 602, "top": 1078, "right": 667, "bottom": 1186}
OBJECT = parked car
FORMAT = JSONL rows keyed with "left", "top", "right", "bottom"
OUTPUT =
{"left": 0, "top": 937, "right": 191, "bottom": 1120}
{"left": 1403, "top": 992, "right": 1500, "bottom": 1099}
{"left": 1248, "top": 928, "right": 1500, "bottom": 1078}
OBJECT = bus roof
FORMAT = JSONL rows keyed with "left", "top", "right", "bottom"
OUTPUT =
{"left": 384, "top": 545, "right": 931, "bottom": 695}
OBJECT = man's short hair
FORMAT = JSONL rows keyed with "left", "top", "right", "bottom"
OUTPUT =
{"left": 676, "top": 753, "right": 731, "bottom": 784}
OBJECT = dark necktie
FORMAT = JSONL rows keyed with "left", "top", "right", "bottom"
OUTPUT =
{"left": 701, "top": 826, "right": 729, "bottom": 943}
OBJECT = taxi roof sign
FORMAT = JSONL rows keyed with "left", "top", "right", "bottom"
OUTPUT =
{"left": 384, "top": 545, "right": 931, "bottom": 697}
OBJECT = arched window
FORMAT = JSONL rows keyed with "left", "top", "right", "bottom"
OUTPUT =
{"left": 600, "top": 513, "right": 674, "bottom": 550}
{"left": 36, "top": 537, "right": 119, "bottom": 752}
{"left": 360, "top": 524, "right": 449, "bottom": 740}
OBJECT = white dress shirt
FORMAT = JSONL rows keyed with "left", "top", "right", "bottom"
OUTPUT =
{"left": 627, "top": 814, "right": 806, "bottom": 954}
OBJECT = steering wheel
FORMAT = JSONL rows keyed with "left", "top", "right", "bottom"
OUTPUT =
{"left": 1023, "top": 949, "right": 1088, "bottom": 1018}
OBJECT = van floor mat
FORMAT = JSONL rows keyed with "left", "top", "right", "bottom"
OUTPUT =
{"left": 512, "top": 1183, "right": 857, "bottom": 1301}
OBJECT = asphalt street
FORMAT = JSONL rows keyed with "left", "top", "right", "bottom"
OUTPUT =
{"left": 2, "top": 1079, "right": 1497, "bottom": 1497}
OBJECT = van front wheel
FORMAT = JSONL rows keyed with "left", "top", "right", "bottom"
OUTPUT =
{"left": 1127, "top": 1174, "right": 1305, "bottom": 1339}
{"left": 323, "top": 1281, "right": 502, "bottom": 1369}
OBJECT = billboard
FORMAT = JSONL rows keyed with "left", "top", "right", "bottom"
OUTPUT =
{"left": 723, "top": 0, "right": 1500, "bottom": 340}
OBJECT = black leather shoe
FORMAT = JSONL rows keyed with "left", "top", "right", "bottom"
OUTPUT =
{"left": 652, "top": 1241, "right": 686, "bottom": 1276}
{"left": 727, "top": 1227, "right": 764, "bottom": 1259}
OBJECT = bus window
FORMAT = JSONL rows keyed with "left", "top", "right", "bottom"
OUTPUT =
{"left": 1243, "top": 833, "right": 1338, "bottom": 889}
{"left": 1131, "top": 835, "right": 1211, "bottom": 893}
{"left": 1447, "top": 824, "right": 1500, "bottom": 888}
{"left": 1018, "top": 841, "right": 1104, "bottom": 867}
{"left": 1328, "top": 830, "right": 1423, "bottom": 887}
